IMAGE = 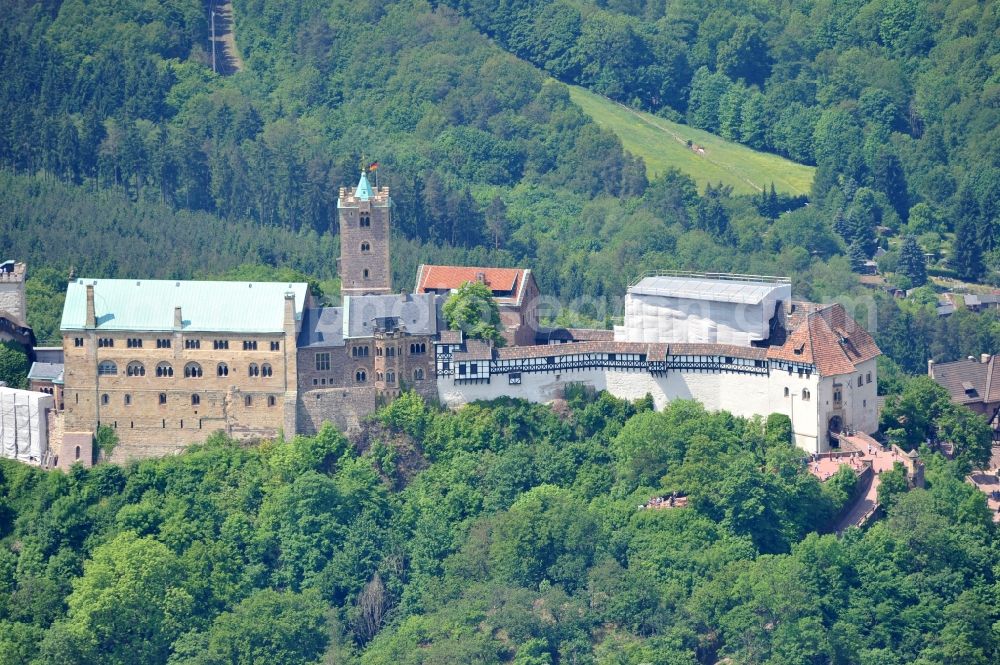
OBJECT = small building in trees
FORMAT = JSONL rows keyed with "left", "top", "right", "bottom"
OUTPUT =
{"left": 928, "top": 355, "right": 1000, "bottom": 439}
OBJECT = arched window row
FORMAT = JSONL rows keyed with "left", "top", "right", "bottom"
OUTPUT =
{"left": 126, "top": 361, "right": 145, "bottom": 377}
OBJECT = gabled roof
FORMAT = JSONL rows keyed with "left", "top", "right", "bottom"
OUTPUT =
{"left": 60, "top": 279, "right": 308, "bottom": 333}
{"left": 298, "top": 306, "right": 344, "bottom": 348}
{"left": 767, "top": 302, "right": 881, "bottom": 376}
{"left": 28, "top": 362, "right": 63, "bottom": 383}
{"left": 344, "top": 293, "right": 441, "bottom": 338}
{"left": 930, "top": 356, "right": 1000, "bottom": 406}
{"left": 414, "top": 265, "right": 533, "bottom": 305}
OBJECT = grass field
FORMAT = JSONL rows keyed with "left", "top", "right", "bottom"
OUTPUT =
{"left": 567, "top": 84, "right": 815, "bottom": 196}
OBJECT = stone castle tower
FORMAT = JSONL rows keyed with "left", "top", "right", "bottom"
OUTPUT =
{"left": 337, "top": 172, "right": 392, "bottom": 297}
{"left": 0, "top": 260, "right": 27, "bottom": 323}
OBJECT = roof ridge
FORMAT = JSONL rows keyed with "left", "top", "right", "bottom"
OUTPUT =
{"left": 986, "top": 355, "right": 995, "bottom": 402}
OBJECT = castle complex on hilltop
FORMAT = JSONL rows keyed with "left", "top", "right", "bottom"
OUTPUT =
{"left": 9, "top": 172, "right": 882, "bottom": 466}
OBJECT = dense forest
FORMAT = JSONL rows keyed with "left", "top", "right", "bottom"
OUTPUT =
{"left": 0, "top": 391, "right": 996, "bottom": 664}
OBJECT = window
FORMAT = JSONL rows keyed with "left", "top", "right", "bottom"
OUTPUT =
{"left": 321, "top": 378, "right": 326, "bottom": 385}
{"left": 126, "top": 338, "right": 142, "bottom": 348}
{"left": 312, "top": 378, "right": 318, "bottom": 386}
{"left": 858, "top": 374, "right": 863, "bottom": 387}
{"left": 75, "top": 446, "right": 81, "bottom": 461}
{"left": 101, "top": 393, "right": 109, "bottom": 405}
{"left": 98, "top": 337, "right": 114, "bottom": 348}
{"left": 98, "top": 361, "right": 117, "bottom": 376}
{"left": 866, "top": 372, "right": 872, "bottom": 384}
{"left": 185, "top": 339, "right": 200, "bottom": 349}
{"left": 261, "top": 363, "right": 273, "bottom": 377}
{"left": 355, "top": 370, "right": 367, "bottom": 383}
{"left": 217, "top": 363, "right": 229, "bottom": 377}
{"left": 74, "top": 337, "right": 84, "bottom": 347}
{"left": 361, "top": 242, "right": 371, "bottom": 252}
{"left": 244, "top": 395, "right": 253, "bottom": 407}
{"left": 410, "top": 342, "right": 426, "bottom": 355}
{"left": 363, "top": 269, "right": 370, "bottom": 279}
{"left": 156, "top": 362, "right": 174, "bottom": 378}
{"left": 159, "top": 393, "right": 167, "bottom": 405}
{"left": 386, "top": 371, "right": 395, "bottom": 384}
{"left": 387, "top": 347, "right": 395, "bottom": 357}
{"left": 243, "top": 340, "right": 258, "bottom": 351}
{"left": 268, "top": 396, "right": 276, "bottom": 407}
{"left": 126, "top": 362, "right": 145, "bottom": 377}
{"left": 459, "top": 364, "right": 467, "bottom": 376}
{"left": 471, "top": 363, "right": 478, "bottom": 374}
{"left": 414, "top": 368, "right": 424, "bottom": 381}
{"left": 834, "top": 389, "right": 842, "bottom": 403}
{"left": 184, "top": 362, "right": 202, "bottom": 378}
{"left": 802, "top": 388, "right": 810, "bottom": 400}
{"left": 784, "top": 387, "right": 789, "bottom": 397}
{"left": 156, "top": 338, "right": 171, "bottom": 349}
{"left": 360, "top": 214, "right": 371, "bottom": 227}
{"left": 270, "top": 341, "right": 280, "bottom": 351}
{"left": 191, "top": 394, "right": 200, "bottom": 406}
{"left": 213, "top": 340, "right": 229, "bottom": 350}
{"left": 124, "top": 394, "right": 131, "bottom": 406}
{"left": 315, "top": 353, "right": 330, "bottom": 371}
{"left": 248, "top": 363, "right": 260, "bottom": 377}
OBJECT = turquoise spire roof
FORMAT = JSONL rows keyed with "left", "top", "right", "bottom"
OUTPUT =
{"left": 355, "top": 172, "right": 374, "bottom": 200}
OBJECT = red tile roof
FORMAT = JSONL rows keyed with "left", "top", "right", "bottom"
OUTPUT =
{"left": 767, "top": 302, "right": 880, "bottom": 376}
{"left": 415, "top": 265, "right": 526, "bottom": 301}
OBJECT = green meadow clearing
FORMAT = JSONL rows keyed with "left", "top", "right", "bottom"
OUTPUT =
{"left": 568, "top": 84, "right": 815, "bottom": 196}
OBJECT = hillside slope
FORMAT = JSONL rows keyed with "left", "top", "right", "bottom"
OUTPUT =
{"left": 568, "top": 84, "right": 814, "bottom": 196}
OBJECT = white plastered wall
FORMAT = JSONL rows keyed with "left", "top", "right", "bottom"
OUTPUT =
{"left": 439, "top": 364, "right": 823, "bottom": 453}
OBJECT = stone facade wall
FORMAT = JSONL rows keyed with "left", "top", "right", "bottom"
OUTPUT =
{"left": 339, "top": 188, "right": 392, "bottom": 296}
{"left": 296, "top": 333, "right": 437, "bottom": 434}
{"left": 0, "top": 262, "right": 27, "bottom": 323}
{"left": 63, "top": 330, "right": 294, "bottom": 462}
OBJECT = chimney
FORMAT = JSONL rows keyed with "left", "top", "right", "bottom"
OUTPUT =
{"left": 174, "top": 306, "right": 183, "bottom": 329}
{"left": 85, "top": 284, "right": 96, "bottom": 328}
{"left": 927, "top": 359, "right": 934, "bottom": 377}
{"left": 476, "top": 271, "right": 486, "bottom": 284}
{"left": 981, "top": 353, "right": 991, "bottom": 364}
{"left": 284, "top": 292, "right": 296, "bottom": 330}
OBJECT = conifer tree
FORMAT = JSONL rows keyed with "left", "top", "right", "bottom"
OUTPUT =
{"left": 897, "top": 235, "right": 927, "bottom": 286}
{"left": 951, "top": 218, "right": 985, "bottom": 282}
{"left": 848, "top": 241, "right": 868, "bottom": 273}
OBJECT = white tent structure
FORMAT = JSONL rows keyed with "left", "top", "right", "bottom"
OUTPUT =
{"left": 0, "top": 387, "right": 54, "bottom": 465}
{"left": 615, "top": 273, "right": 792, "bottom": 346}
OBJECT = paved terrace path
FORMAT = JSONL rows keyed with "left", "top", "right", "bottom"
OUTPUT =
{"left": 210, "top": 1, "right": 243, "bottom": 75}
{"left": 835, "top": 471, "right": 879, "bottom": 534}
{"left": 811, "top": 433, "right": 909, "bottom": 533}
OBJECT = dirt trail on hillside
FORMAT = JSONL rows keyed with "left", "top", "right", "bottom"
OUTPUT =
{"left": 210, "top": 1, "right": 244, "bottom": 75}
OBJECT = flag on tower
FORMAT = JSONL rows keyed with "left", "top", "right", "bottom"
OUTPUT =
{"left": 368, "top": 161, "right": 379, "bottom": 171}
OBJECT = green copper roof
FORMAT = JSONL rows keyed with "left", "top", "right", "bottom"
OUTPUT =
{"left": 60, "top": 279, "right": 308, "bottom": 333}
{"left": 355, "top": 172, "right": 374, "bottom": 200}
